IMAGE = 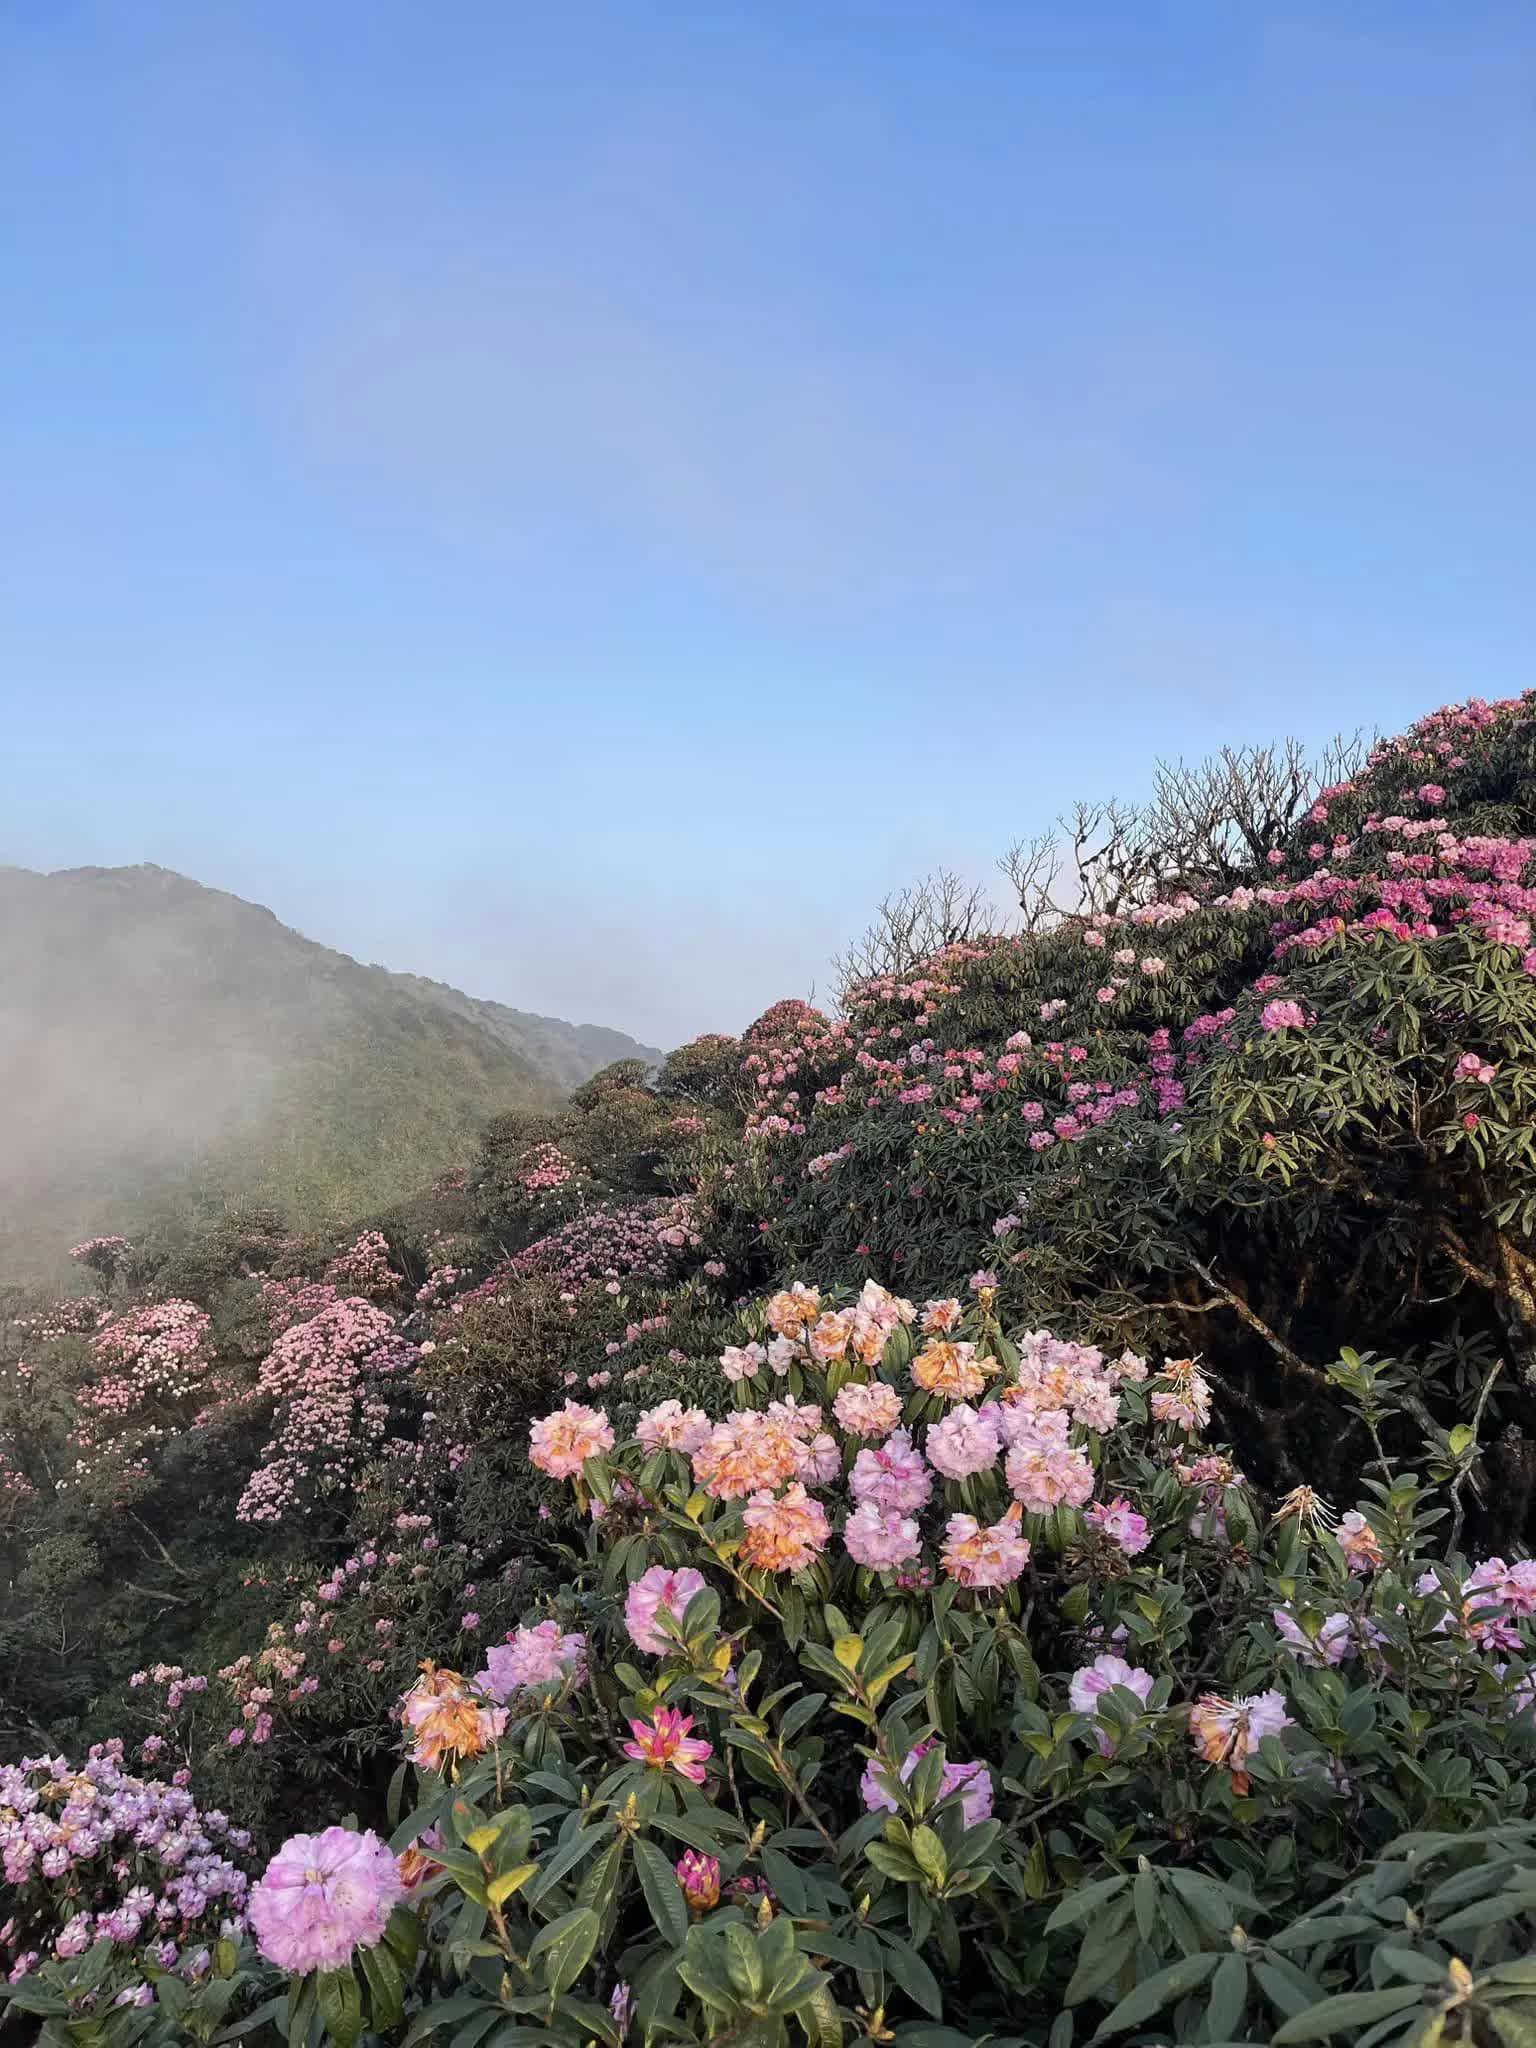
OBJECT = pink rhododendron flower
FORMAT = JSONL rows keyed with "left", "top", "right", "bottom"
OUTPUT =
{"left": 843, "top": 1501, "right": 922, "bottom": 1570}
{"left": 1272, "top": 1608, "right": 1354, "bottom": 1667}
{"left": 1150, "top": 1362, "right": 1212, "bottom": 1432}
{"left": 721, "top": 1344, "right": 767, "bottom": 1383}
{"left": 941, "top": 1502, "right": 1031, "bottom": 1588}
{"left": 624, "top": 1566, "right": 708, "bottom": 1654}
{"left": 1085, "top": 1497, "right": 1150, "bottom": 1556}
{"left": 1069, "top": 1654, "right": 1155, "bottom": 1753}
{"left": 249, "top": 1826, "right": 402, "bottom": 1974}
{"left": 849, "top": 1431, "right": 932, "bottom": 1515}
{"left": 622, "top": 1708, "right": 712, "bottom": 1783}
{"left": 1454, "top": 1053, "right": 1499, "bottom": 1083}
{"left": 1004, "top": 1435, "right": 1094, "bottom": 1513}
{"left": 1188, "top": 1690, "right": 1293, "bottom": 1792}
{"left": 399, "top": 1663, "right": 507, "bottom": 1770}
{"left": 832, "top": 1380, "right": 903, "bottom": 1439}
{"left": 636, "top": 1401, "right": 711, "bottom": 1454}
{"left": 529, "top": 1402, "right": 615, "bottom": 1480}
{"left": 1335, "top": 1510, "right": 1383, "bottom": 1573}
{"left": 477, "top": 1621, "right": 586, "bottom": 1700}
{"left": 740, "top": 1484, "right": 831, "bottom": 1573}
{"left": 925, "top": 1403, "right": 1001, "bottom": 1480}
{"left": 1260, "top": 1000, "right": 1308, "bottom": 1032}
{"left": 675, "top": 1851, "right": 721, "bottom": 1910}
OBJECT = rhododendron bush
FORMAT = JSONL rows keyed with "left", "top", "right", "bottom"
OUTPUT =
{"left": 5, "top": 691, "right": 1536, "bottom": 2044}
{"left": 62, "top": 1274, "right": 1533, "bottom": 2048}
{"left": 740, "top": 694, "right": 1536, "bottom": 1527}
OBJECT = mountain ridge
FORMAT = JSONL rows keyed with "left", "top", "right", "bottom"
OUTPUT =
{"left": 0, "top": 862, "right": 665, "bottom": 1277}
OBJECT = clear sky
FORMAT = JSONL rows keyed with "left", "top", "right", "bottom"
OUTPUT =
{"left": 4, "top": 2, "right": 1533, "bottom": 1049}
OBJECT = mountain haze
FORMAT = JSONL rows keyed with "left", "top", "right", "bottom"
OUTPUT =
{"left": 0, "top": 864, "right": 663, "bottom": 1276}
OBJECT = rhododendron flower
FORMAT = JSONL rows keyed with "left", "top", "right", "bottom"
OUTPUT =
{"left": 1454, "top": 1052, "right": 1499, "bottom": 1084}
{"left": 860, "top": 1742, "right": 994, "bottom": 1825}
{"left": 833, "top": 1379, "right": 903, "bottom": 1439}
{"left": 764, "top": 1285, "right": 821, "bottom": 1336}
{"left": 675, "top": 1851, "right": 721, "bottom": 1911}
{"left": 1273, "top": 1608, "right": 1354, "bottom": 1667}
{"left": 921, "top": 1298, "right": 963, "bottom": 1334}
{"left": 249, "top": 1826, "right": 402, "bottom": 1973}
{"left": 721, "top": 1344, "right": 767, "bottom": 1382}
{"left": 624, "top": 1565, "right": 708, "bottom": 1654}
{"left": 691, "top": 1414, "right": 803, "bottom": 1499}
{"left": 941, "top": 1503, "right": 1031, "bottom": 1589}
{"left": 396, "top": 1825, "right": 443, "bottom": 1891}
{"left": 529, "top": 1402, "right": 615, "bottom": 1480}
{"left": 740, "top": 1484, "right": 831, "bottom": 1573}
{"left": 636, "top": 1401, "right": 711, "bottom": 1454}
{"left": 479, "top": 1613, "right": 585, "bottom": 1695}
{"left": 1274, "top": 1484, "right": 1336, "bottom": 1530}
{"left": 622, "top": 1708, "right": 712, "bottom": 1783}
{"left": 843, "top": 1501, "right": 922, "bottom": 1570}
{"left": 1069, "top": 1654, "right": 1155, "bottom": 1753}
{"left": 1004, "top": 1437, "right": 1094, "bottom": 1513}
{"left": 911, "top": 1340, "right": 989, "bottom": 1401}
{"left": 400, "top": 1663, "right": 507, "bottom": 1770}
{"left": 1150, "top": 1362, "right": 1212, "bottom": 1432}
{"left": 1188, "top": 1690, "right": 1293, "bottom": 1792}
{"left": 1260, "top": 1000, "right": 1307, "bottom": 1031}
{"left": 766, "top": 1335, "right": 799, "bottom": 1376}
{"left": 1085, "top": 1497, "right": 1150, "bottom": 1556}
{"left": 795, "top": 1430, "right": 843, "bottom": 1485}
{"left": 849, "top": 1431, "right": 932, "bottom": 1515}
{"left": 1336, "top": 1509, "right": 1383, "bottom": 1573}
{"left": 807, "top": 1309, "right": 855, "bottom": 1361}
{"left": 926, "top": 1403, "right": 1001, "bottom": 1480}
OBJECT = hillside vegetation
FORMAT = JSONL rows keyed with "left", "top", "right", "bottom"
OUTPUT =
{"left": 5, "top": 692, "right": 1536, "bottom": 2048}
{"left": 0, "top": 864, "right": 661, "bottom": 1279}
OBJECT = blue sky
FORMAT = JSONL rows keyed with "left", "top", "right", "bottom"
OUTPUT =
{"left": 4, "top": 1, "right": 1533, "bottom": 1048}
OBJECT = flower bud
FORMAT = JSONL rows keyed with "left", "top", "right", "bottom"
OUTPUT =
{"left": 674, "top": 1850, "right": 721, "bottom": 1912}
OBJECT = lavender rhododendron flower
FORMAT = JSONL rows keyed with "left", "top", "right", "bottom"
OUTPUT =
{"left": 248, "top": 1826, "right": 402, "bottom": 1973}
{"left": 860, "top": 1741, "right": 994, "bottom": 1826}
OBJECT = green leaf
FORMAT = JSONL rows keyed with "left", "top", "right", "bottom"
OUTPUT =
{"left": 1206, "top": 1952, "right": 1248, "bottom": 2040}
{"left": 401, "top": 1996, "right": 493, "bottom": 2046}
{"left": 878, "top": 1935, "right": 944, "bottom": 2020}
{"left": 1046, "top": 1876, "right": 1130, "bottom": 1933}
{"left": 1271, "top": 1987, "right": 1424, "bottom": 2043}
{"left": 526, "top": 1825, "right": 609, "bottom": 1902}
{"left": 1091, "top": 1952, "right": 1218, "bottom": 2040}
{"left": 725, "top": 1922, "right": 767, "bottom": 2000}
{"left": 797, "top": 1984, "right": 843, "bottom": 2048}
{"left": 911, "top": 1826, "right": 948, "bottom": 1887}
{"left": 634, "top": 1836, "right": 691, "bottom": 1947}
{"left": 359, "top": 1942, "right": 406, "bottom": 2032}
{"left": 316, "top": 1967, "right": 364, "bottom": 2048}
{"left": 529, "top": 1905, "right": 600, "bottom": 1995}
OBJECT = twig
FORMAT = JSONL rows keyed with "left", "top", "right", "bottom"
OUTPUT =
{"left": 1448, "top": 1358, "right": 1504, "bottom": 1552}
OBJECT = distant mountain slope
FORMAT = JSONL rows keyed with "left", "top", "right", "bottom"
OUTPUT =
{"left": 0, "top": 864, "right": 663, "bottom": 1278}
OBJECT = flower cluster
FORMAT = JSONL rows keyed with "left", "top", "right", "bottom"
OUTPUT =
{"left": 237, "top": 1298, "right": 418, "bottom": 1524}
{"left": 0, "top": 1744, "right": 253, "bottom": 1986}
{"left": 248, "top": 1825, "right": 401, "bottom": 1973}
